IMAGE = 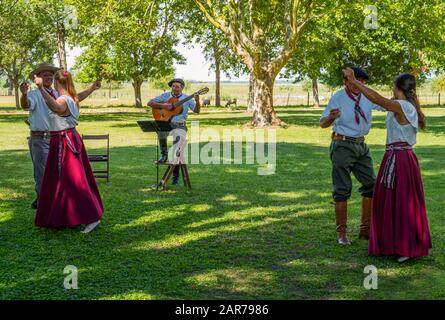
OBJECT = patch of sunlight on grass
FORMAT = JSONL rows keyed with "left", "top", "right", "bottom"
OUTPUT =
{"left": 0, "top": 189, "right": 26, "bottom": 201}
{"left": 378, "top": 267, "right": 413, "bottom": 278}
{"left": 261, "top": 191, "right": 331, "bottom": 200}
{"left": 99, "top": 290, "right": 157, "bottom": 300}
{"left": 218, "top": 194, "right": 238, "bottom": 202}
{"left": 217, "top": 194, "right": 250, "bottom": 206}
{"left": 422, "top": 170, "right": 445, "bottom": 176}
{"left": 260, "top": 205, "right": 325, "bottom": 216}
{"left": 140, "top": 198, "right": 162, "bottom": 205}
{"left": 190, "top": 204, "right": 213, "bottom": 213}
{"left": 111, "top": 213, "right": 167, "bottom": 229}
{"left": 128, "top": 212, "right": 302, "bottom": 251}
{"left": 284, "top": 259, "right": 311, "bottom": 268}
{"left": 184, "top": 268, "right": 274, "bottom": 293}
{"left": 223, "top": 167, "right": 256, "bottom": 173}
{"left": 262, "top": 191, "right": 301, "bottom": 199}
{"left": 0, "top": 211, "right": 14, "bottom": 224}
{"left": 126, "top": 230, "right": 216, "bottom": 251}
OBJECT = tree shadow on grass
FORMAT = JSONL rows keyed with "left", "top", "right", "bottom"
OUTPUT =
{"left": 0, "top": 141, "right": 443, "bottom": 300}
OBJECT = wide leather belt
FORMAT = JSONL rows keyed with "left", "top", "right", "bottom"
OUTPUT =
{"left": 332, "top": 132, "right": 365, "bottom": 143}
{"left": 30, "top": 131, "right": 51, "bottom": 139}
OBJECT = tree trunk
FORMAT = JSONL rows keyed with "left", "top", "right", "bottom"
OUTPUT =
{"left": 215, "top": 54, "right": 221, "bottom": 108}
{"left": 7, "top": 80, "right": 13, "bottom": 96}
{"left": 13, "top": 79, "right": 20, "bottom": 109}
{"left": 250, "top": 74, "right": 281, "bottom": 127}
{"left": 247, "top": 73, "right": 255, "bottom": 112}
{"left": 57, "top": 24, "right": 67, "bottom": 69}
{"left": 132, "top": 79, "right": 143, "bottom": 108}
{"left": 312, "top": 76, "right": 320, "bottom": 108}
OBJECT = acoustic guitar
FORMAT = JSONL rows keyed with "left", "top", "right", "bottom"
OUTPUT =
{"left": 151, "top": 87, "right": 209, "bottom": 121}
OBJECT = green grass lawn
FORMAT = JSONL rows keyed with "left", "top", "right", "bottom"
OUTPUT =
{"left": 0, "top": 105, "right": 444, "bottom": 299}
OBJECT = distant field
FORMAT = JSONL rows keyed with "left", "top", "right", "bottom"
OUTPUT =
{"left": 1, "top": 82, "right": 443, "bottom": 108}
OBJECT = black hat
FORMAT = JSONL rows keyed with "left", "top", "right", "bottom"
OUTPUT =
{"left": 29, "top": 63, "right": 60, "bottom": 80}
{"left": 168, "top": 78, "right": 185, "bottom": 87}
{"left": 350, "top": 67, "right": 369, "bottom": 80}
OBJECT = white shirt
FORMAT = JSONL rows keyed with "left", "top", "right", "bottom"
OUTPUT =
{"left": 27, "top": 88, "right": 59, "bottom": 131}
{"left": 321, "top": 88, "right": 384, "bottom": 138}
{"left": 47, "top": 95, "right": 79, "bottom": 131}
{"left": 386, "top": 100, "right": 418, "bottom": 146}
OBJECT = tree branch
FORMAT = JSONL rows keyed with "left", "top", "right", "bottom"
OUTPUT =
{"left": 194, "top": 0, "right": 255, "bottom": 70}
{"left": 193, "top": 0, "right": 229, "bottom": 33}
{"left": 270, "top": 0, "right": 316, "bottom": 76}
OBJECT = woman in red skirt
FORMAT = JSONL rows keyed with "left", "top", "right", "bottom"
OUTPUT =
{"left": 342, "top": 68, "right": 432, "bottom": 263}
{"left": 34, "top": 70, "right": 103, "bottom": 233}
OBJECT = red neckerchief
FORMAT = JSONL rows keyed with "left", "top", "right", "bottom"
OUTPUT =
{"left": 345, "top": 87, "right": 367, "bottom": 124}
{"left": 44, "top": 87, "right": 57, "bottom": 100}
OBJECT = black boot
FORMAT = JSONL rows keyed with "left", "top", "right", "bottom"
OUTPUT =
{"left": 172, "top": 166, "right": 180, "bottom": 185}
{"left": 31, "top": 198, "right": 38, "bottom": 209}
{"left": 158, "top": 137, "right": 168, "bottom": 163}
{"left": 158, "top": 154, "right": 168, "bottom": 163}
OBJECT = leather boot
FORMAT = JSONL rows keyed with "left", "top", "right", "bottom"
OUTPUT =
{"left": 172, "top": 166, "right": 180, "bottom": 186}
{"left": 31, "top": 198, "right": 38, "bottom": 210}
{"left": 359, "top": 197, "right": 372, "bottom": 240}
{"left": 158, "top": 137, "right": 168, "bottom": 163}
{"left": 335, "top": 201, "right": 351, "bottom": 245}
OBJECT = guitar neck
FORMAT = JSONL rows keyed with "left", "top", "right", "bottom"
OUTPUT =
{"left": 172, "top": 94, "right": 196, "bottom": 107}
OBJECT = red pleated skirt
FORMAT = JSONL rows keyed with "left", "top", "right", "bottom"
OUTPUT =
{"left": 35, "top": 128, "right": 103, "bottom": 228}
{"left": 369, "top": 142, "right": 432, "bottom": 258}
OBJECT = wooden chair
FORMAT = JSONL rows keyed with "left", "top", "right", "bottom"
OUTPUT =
{"left": 82, "top": 134, "right": 110, "bottom": 183}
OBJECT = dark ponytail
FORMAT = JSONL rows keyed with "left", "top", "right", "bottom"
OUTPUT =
{"left": 394, "top": 73, "right": 426, "bottom": 130}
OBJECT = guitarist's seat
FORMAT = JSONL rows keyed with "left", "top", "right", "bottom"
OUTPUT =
{"left": 157, "top": 163, "right": 192, "bottom": 191}
{"left": 156, "top": 129, "right": 192, "bottom": 191}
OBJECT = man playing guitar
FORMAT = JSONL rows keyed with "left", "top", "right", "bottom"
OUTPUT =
{"left": 147, "top": 78, "right": 201, "bottom": 186}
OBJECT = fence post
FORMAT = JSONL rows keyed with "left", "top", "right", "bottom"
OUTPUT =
{"left": 307, "top": 92, "right": 310, "bottom": 107}
{"left": 439, "top": 93, "right": 441, "bottom": 106}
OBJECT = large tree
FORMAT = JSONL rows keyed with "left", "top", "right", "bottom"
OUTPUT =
{"left": 193, "top": 0, "right": 322, "bottom": 126}
{"left": 72, "top": 0, "right": 184, "bottom": 108}
{"left": 27, "top": 0, "right": 79, "bottom": 70}
{"left": 181, "top": 9, "right": 246, "bottom": 108}
{"left": 0, "top": 0, "right": 56, "bottom": 108}
{"left": 284, "top": 0, "right": 445, "bottom": 104}
{"left": 282, "top": 13, "right": 338, "bottom": 108}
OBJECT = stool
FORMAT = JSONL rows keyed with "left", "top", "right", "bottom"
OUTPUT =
{"left": 156, "top": 162, "right": 192, "bottom": 191}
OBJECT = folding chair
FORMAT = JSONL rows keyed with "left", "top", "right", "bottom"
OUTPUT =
{"left": 82, "top": 134, "right": 110, "bottom": 183}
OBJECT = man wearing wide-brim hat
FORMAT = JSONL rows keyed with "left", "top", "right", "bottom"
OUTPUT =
{"left": 20, "top": 62, "right": 101, "bottom": 209}
{"left": 147, "top": 78, "right": 201, "bottom": 186}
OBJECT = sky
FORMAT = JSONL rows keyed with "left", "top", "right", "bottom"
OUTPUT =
{"left": 66, "top": 42, "right": 250, "bottom": 82}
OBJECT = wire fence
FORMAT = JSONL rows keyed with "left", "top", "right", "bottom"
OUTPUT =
{"left": 1, "top": 89, "right": 443, "bottom": 107}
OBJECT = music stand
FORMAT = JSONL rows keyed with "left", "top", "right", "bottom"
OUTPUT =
{"left": 137, "top": 120, "right": 173, "bottom": 190}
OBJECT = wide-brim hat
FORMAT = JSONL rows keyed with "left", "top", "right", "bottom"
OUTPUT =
{"left": 350, "top": 67, "right": 369, "bottom": 80}
{"left": 168, "top": 78, "right": 185, "bottom": 87}
{"left": 29, "top": 63, "right": 60, "bottom": 80}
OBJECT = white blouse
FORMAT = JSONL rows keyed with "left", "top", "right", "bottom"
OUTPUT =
{"left": 47, "top": 95, "right": 80, "bottom": 131}
{"left": 385, "top": 100, "right": 418, "bottom": 146}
